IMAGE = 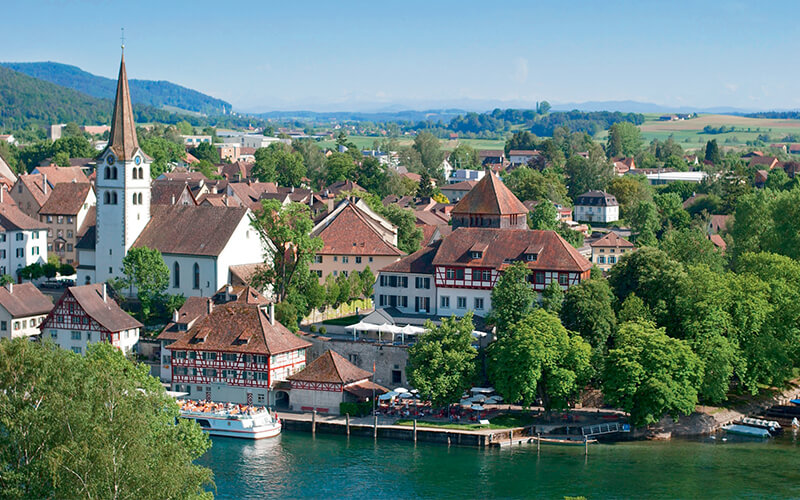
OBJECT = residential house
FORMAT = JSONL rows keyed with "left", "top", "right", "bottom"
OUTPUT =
{"left": 161, "top": 286, "right": 310, "bottom": 406}
{"left": 708, "top": 214, "right": 730, "bottom": 235}
{"left": 508, "top": 150, "right": 541, "bottom": 167}
{"left": 478, "top": 150, "right": 506, "bottom": 169}
{"left": 151, "top": 180, "right": 198, "bottom": 206}
{"left": 440, "top": 180, "right": 477, "bottom": 203}
{"left": 38, "top": 182, "right": 95, "bottom": 265}
{"left": 789, "top": 144, "right": 800, "bottom": 155}
{"left": 754, "top": 169, "right": 769, "bottom": 188}
{"left": 40, "top": 283, "right": 142, "bottom": 355}
{"left": 0, "top": 282, "right": 53, "bottom": 340}
{"left": 310, "top": 198, "right": 404, "bottom": 282}
{"left": 287, "top": 350, "right": 387, "bottom": 414}
{"left": 613, "top": 157, "right": 636, "bottom": 176}
{"left": 748, "top": 156, "right": 780, "bottom": 170}
{"left": 449, "top": 169, "right": 485, "bottom": 184}
{"left": 573, "top": 191, "right": 619, "bottom": 223}
{"left": 181, "top": 135, "right": 212, "bottom": 146}
{"left": 0, "top": 195, "right": 48, "bottom": 275}
{"left": 590, "top": 232, "right": 635, "bottom": 271}
{"left": 11, "top": 166, "right": 90, "bottom": 219}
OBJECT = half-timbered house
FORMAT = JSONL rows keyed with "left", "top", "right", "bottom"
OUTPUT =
{"left": 161, "top": 285, "right": 310, "bottom": 406}
{"left": 40, "top": 283, "right": 142, "bottom": 355}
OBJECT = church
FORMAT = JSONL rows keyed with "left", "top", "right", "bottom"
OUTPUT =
{"left": 76, "top": 53, "right": 272, "bottom": 297}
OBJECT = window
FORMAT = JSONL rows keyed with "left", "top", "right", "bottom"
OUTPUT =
{"left": 112, "top": 192, "right": 117, "bottom": 204}
{"left": 314, "top": 255, "right": 323, "bottom": 264}
{"left": 0, "top": 321, "right": 5, "bottom": 331}
{"left": 257, "top": 394, "right": 265, "bottom": 403}
{"left": 86, "top": 332, "right": 91, "bottom": 342}
{"left": 173, "top": 262, "right": 180, "bottom": 288}
{"left": 193, "top": 263, "right": 200, "bottom": 289}
{"left": 392, "top": 370, "right": 402, "bottom": 384}
{"left": 15, "top": 249, "right": 23, "bottom": 258}
{"left": 446, "top": 269, "right": 454, "bottom": 279}
{"left": 558, "top": 273, "right": 569, "bottom": 285}
{"left": 608, "top": 256, "right": 616, "bottom": 264}
{"left": 369, "top": 257, "right": 373, "bottom": 262}
{"left": 525, "top": 253, "right": 537, "bottom": 262}
{"left": 440, "top": 296, "right": 450, "bottom": 308}
{"left": 71, "top": 331, "right": 81, "bottom": 340}
{"left": 46, "top": 216, "right": 53, "bottom": 223}
{"left": 415, "top": 277, "right": 430, "bottom": 289}
{"left": 474, "top": 298, "right": 484, "bottom": 310}
{"left": 534, "top": 271, "right": 545, "bottom": 285}
{"left": 66, "top": 244, "right": 73, "bottom": 252}
{"left": 32, "top": 247, "right": 39, "bottom": 256}
{"left": 598, "top": 256, "right": 605, "bottom": 264}
{"left": 472, "top": 269, "right": 481, "bottom": 281}
{"left": 342, "top": 256, "right": 349, "bottom": 263}
{"left": 57, "top": 216, "right": 63, "bottom": 224}
{"left": 104, "top": 192, "right": 110, "bottom": 204}
{"left": 67, "top": 216, "right": 73, "bottom": 224}
{"left": 333, "top": 256, "right": 338, "bottom": 262}
{"left": 15, "top": 233, "right": 23, "bottom": 241}
{"left": 482, "top": 270, "right": 491, "bottom": 281}
{"left": 355, "top": 256, "right": 362, "bottom": 264}
{"left": 71, "top": 347, "right": 82, "bottom": 354}
{"left": 470, "top": 251, "right": 482, "bottom": 259}
{"left": 457, "top": 296, "right": 467, "bottom": 309}
{"left": 342, "top": 270, "right": 348, "bottom": 277}
{"left": 51, "top": 331, "right": 57, "bottom": 339}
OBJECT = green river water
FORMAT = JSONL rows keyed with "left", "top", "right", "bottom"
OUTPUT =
{"left": 197, "top": 430, "right": 800, "bottom": 499}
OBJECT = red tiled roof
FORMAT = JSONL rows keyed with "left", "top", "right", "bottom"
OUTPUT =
{"left": 325, "top": 180, "right": 365, "bottom": 195}
{"left": 709, "top": 214, "right": 730, "bottom": 234}
{"left": 0, "top": 283, "right": 52, "bottom": 318}
{"left": 749, "top": 156, "right": 779, "bottom": 167}
{"left": 440, "top": 180, "right": 478, "bottom": 191}
{"left": 288, "top": 350, "right": 372, "bottom": 385}
{"left": 0, "top": 203, "right": 46, "bottom": 231}
{"left": 166, "top": 301, "right": 309, "bottom": 355}
{"left": 381, "top": 240, "right": 441, "bottom": 274}
{"left": 151, "top": 181, "right": 197, "bottom": 205}
{"left": 709, "top": 234, "right": 727, "bottom": 250}
{"left": 56, "top": 284, "right": 142, "bottom": 333}
{"left": 451, "top": 172, "right": 528, "bottom": 216}
{"left": 432, "top": 228, "right": 591, "bottom": 272}
{"left": 313, "top": 203, "right": 403, "bottom": 256}
{"left": 34, "top": 166, "right": 89, "bottom": 186}
{"left": 38, "top": 182, "right": 92, "bottom": 215}
{"left": 343, "top": 380, "right": 389, "bottom": 399}
{"left": 590, "top": 232, "right": 635, "bottom": 248}
{"left": 508, "top": 150, "right": 539, "bottom": 156}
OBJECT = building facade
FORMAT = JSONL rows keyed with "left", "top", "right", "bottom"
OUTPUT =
{"left": 0, "top": 282, "right": 53, "bottom": 340}
{"left": 573, "top": 191, "right": 619, "bottom": 223}
{"left": 38, "top": 182, "right": 95, "bottom": 265}
{"left": 590, "top": 232, "right": 636, "bottom": 271}
{"left": 0, "top": 201, "right": 48, "bottom": 275}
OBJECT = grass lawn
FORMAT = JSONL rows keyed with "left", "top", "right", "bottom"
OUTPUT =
{"left": 395, "top": 413, "right": 536, "bottom": 431}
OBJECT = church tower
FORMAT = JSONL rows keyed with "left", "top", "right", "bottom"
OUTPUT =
{"left": 95, "top": 51, "right": 151, "bottom": 282}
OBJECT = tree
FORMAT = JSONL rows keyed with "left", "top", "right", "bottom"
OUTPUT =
{"left": 323, "top": 152, "right": 356, "bottom": 185}
{"left": 294, "top": 139, "right": 327, "bottom": 187}
{"left": 412, "top": 132, "right": 444, "bottom": 179}
{"left": 251, "top": 200, "right": 322, "bottom": 303}
{"left": 488, "top": 309, "right": 591, "bottom": 410}
{"left": 540, "top": 280, "right": 563, "bottom": 314}
{"left": 140, "top": 136, "right": 184, "bottom": 179}
{"left": 660, "top": 227, "right": 725, "bottom": 272}
{"left": 416, "top": 171, "right": 435, "bottom": 198}
{"left": 505, "top": 131, "right": 538, "bottom": 155}
{"left": 0, "top": 339, "right": 212, "bottom": 498}
{"left": 616, "top": 293, "right": 653, "bottom": 324}
{"left": 704, "top": 139, "right": 721, "bottom": 164}
{"left": 628, "top": 200, "right": 660, "bottom": 246}
{"left": 765, "top": 167, "right": 790, "bottom": 191}
{"left": 537, "top": 100, "right": 551, "bottom": 115}
{"left": 275, "top": 149, "right": 307, "bottom": 187}
{"left": 355, "top": 156, "right": 386, "bottom": 195}
{"left": 560, "top": 278, "right": 617, "bottom": 355}
{"left": 503, "top": 167, "right": 567, "bottom": 205}
{"left": 606, "top": 122, "right": 643, "bottom": 157}
{"left": 603, "top": 321, "right": 702, "bottom": 427}
{"left": 528, "top": 201, "right": 559, "bottom": 231}
{"left": 381, "top": 204, "right": 423, "bottom": 254}
{"left": 406, "top": 314, "right": 478, "bottom": 407}
{"left": 565, "top": 146, "right": 614, "bottom": 199}
{"left": 62, "top": 122, "right": 83, "bottom": 138}
{"left": 607, "top": 175, "right": 652, "bottom": 218}
{"left": 488, "top": 262, "right": 533, "bottom": 334}
{"left": 122, "top": 246, "right": 170, "bottom": 320}
{"left": 189, "top": 142, "right": 219, "bottom": 164}
{"left": 449, "top": 143, "right": 479, "bottom": 170}
{"left": 0, "top": 274, "right": 13, "bottom": 286}
{"left": 654, "top": 192, "right": 690, "bottom": 231}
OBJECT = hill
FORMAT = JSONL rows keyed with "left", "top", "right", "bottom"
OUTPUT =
{"left": 2, "top": 61, "right": 231, "bottom": 115}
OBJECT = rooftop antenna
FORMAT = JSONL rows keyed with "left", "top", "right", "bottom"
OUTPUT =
{"left": 120, "top": 27, "right": 125, "bottom": 54}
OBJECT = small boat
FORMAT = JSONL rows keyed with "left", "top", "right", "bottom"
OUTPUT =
{"left": 790, "top": 399, "right": 800, "bottom": 406}
{"left": 177, "top": 399, "right": 281, "bottom": 439}
{"left": 721, "top": 424, "right": 771, "bottom": 438}
{"left": 737, "top": 417, "right": 781, "bottom": 434}
{"left": 535, "top": 436, "right": 597, "bottom": 446}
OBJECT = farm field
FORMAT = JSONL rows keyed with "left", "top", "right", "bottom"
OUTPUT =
{"left": 315, "top": 135, "right": 505, "bottom": 152}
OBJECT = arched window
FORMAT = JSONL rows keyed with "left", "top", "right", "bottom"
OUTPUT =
{"left": 111, "top": 192, "right": 118, "bottom": 204}
{"left": 137, "top": 193, "right": 143, "bottom": 205}
{"left": 104, "top": 191, "right": 110, "bottom": 204}
{"left": 193, "top": 263, "right": 200, "bottom": 289}
{"left": 138, "top": 167, "right": 144, "bottom": 179}
{"left": 132, "top": 193, "right": 137, "bottom": 205}
{"left": 173, "top": 262, "right": 180, "bottom": 288}
{"left": 112, "top": 167, "right": 118, "bottom": 180}
{"left": 104, "top": 166, "right": 110, "bottom": 179}
{"left": 132, "top": 168, "right": 137, "bottom": 180}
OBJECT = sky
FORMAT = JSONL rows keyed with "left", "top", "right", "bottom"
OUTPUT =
{"left": 2, "top": 0, "right": 799, "bottom": 112}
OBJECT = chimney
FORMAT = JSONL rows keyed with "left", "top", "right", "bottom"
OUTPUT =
{"left": 1, "top": 185, "right": 4, "bottom": 203}
{"left": 102, "top": 283, "right": 107, "bottom": 302}
{"left": 172, "top": 309, "right": 179, "bottom": 323}
{"left": 6, "top": 282, "right": 11, "bottom": 294}
{"left": 171, "top": 194, "right": 176, "bottom": 205}
{"left": 42, "top": 174, "right": 48, "bottom": 195}
{"left": 207, "top": 298, "right": 213, "bottom": 315}
{"left": 269, "top": 302, "right": 275, "bottom": 326}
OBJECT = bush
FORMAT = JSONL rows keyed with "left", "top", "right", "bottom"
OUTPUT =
{"left": 275, "top": 302, "right": 298, "bottom": 332}
{"left": 42, "top": 263, "right": 58, "bottom": 279}
{"left": 309, "top": 325, "right": 317, "bottom": 333}
{"left": 59, "top": 263, "right": 75, "bottom": 276}
{"left": 319, "top": 326, "right": 327, "bottom": 335}
{"left": 339, "top": 401, "right": 373, "bottom": 417}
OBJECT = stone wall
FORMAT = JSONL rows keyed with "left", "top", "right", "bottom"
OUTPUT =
{"left": 304, "top": 335, "right": 410, "bottom": 390}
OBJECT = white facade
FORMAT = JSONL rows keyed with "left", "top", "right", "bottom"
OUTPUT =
{"left": 0, "top": 229, "right": 47, "bottom": 276}
{"left": 95, "top": 148, "right": 151, "bottom": 282}
{"left": 449, "top": 169, "right": 485, "bottom": 184}
{"left": 573, "top": 204, "right": 619, "bottom": 224}
{"left": 375, "top": 273, "right": 435, "bottom": 314}
{"left": 45, "top": 326, "right": 139, "bottom": 355}
{"left": 0, "top": 310, "right": 47, "bottom": 340}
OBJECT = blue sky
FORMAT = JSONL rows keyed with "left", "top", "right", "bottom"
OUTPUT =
{"left": 2, "top": 1, "right": 798, "bottom": 112}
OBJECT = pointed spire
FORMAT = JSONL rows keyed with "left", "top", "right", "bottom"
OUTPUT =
{"left": 107, "top": 53, "right": 139, "bottom": 161}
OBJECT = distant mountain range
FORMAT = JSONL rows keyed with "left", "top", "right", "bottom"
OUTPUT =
{"left": 1, "top": 62, "right": 231, "bottom": 116}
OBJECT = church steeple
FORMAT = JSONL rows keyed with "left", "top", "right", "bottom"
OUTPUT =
{"left": 107, "top": 53, "right": 139, "bottom": 161}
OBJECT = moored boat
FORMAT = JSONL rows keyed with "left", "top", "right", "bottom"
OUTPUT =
{"left": 790, "top": 399, "right": 800, "bottom": 406}
{"left": 721, "top": 424, "right": 771, "bottom": 438}
{"left": 177, "top": 399, "right": 281, "bottom": 439}
{"left": 737, "top": 417, "right": 781, "bottom": 434}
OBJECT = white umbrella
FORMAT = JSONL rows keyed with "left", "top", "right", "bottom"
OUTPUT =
{"left": 470, "top": 394, "right": 487, "bottom": 403}
{"left": 470, "top": 404, "right": 485, "bottom": 411}
{"left": 485, "top": 395, "right": 503, "bottom": 404}
{"left": 399, "top": 392, "right": 415, "bottom": 399}
{"left": 470, "top": 387, "right": 494, "bottom": 394}
{"left": 459, "top": 398, "right": 472, "bottom": 406}
{"left": 378, "top": 391, "right": 398, "bottom": 401}
{"left": 401, "top": 324, "right": 424, "bottom": 334}
{"left": 393, "top": 387, "right": 409, "bottom": 393}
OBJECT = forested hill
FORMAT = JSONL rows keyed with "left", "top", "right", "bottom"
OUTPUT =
{"left": 0, "top": 66, "right": 259, "bottom": 130}
{"left": 1, "top": 61, "right": 231, "bottom": 115}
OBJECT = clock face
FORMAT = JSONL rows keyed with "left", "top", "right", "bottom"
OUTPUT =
{"left": 106, "top": 155, "right": 115, "bottom": 165}
{"left": 134, "top": 156, "right": 141, "bottom": 165}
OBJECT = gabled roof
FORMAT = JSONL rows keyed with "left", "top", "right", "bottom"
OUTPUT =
{"left": 441, "top": 180, "right": 478, "bottom": 191}
{"left": 288, "top": 350, "right": 372, "bottom": 385}
{"left": 0, "top": 283, "right": 52, "bottom": 318}
{"left": 151, "top": 181, "right": 197, "bottom": 206}
{"left": 16, "top": 174, "right": 49, "bottom": 207}
{"left": 133, "top": 205, "right": 251, "bottom": 257}
{"left": 38, "top": 182, "right": 93, "bottom": 215}
{"left": 451, "top": 172, "right": 528, "bottom": 216}
{"left": 312, "top": 201, "right": 403, "bottom": 256}
{"left": 0, "top": 203, "right": 47, "bottom": 231}
{"left": 324, "top": 180, "right": 364, "bottom": 195}
{"left": 709, "top": 234, "right": 727, "bottom": 251}
{"left": 106, "top": 54, "right": 140, "bottom": 161}
{"left": 158, "top": 168, "right": 208, "bottom": 184}
{"left": 32, "top": 166, "right": 89, "bottom": 186}
{"left": 58, "top": 284, "right": 142, "bottom": 332}
{"left": 431, "top": 228, "right": 591, "bottom": 272}
{"left": 590, "top": 232, "right": 635, "bottom": 248}
{"left": 574, "top": 191, "right": 618, "bottom": 207}
{"left": 381, "top": 240, "right": 441, "bottom": 274}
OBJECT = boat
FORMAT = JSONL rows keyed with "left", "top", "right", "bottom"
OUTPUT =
{"left": 790, "top": 399, "right": 800, "bottom": 406}
{"left": 721, "top": 424, "right": 771, "bottom": 438}
{"left": 534, "top": 436, "right": 598, "bottom": 446}
{"left": 737, "top": 417, "right": 781, "bottom": 434}
{"left": 177, "top": 399, "right": 281, "bottom": 439}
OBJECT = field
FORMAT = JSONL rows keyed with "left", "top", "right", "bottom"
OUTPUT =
{"left": 594, "top": 113, "right": 800, "bottom": 151}
{"left": 314, "top": 135, "right": 505, "bottom": 152}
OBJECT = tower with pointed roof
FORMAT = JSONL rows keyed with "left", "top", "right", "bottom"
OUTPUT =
{"left": 450, "top": 171, "right": 528, "bottom": 230}
{"left": 95, "top": 52, "right": 151, "bottom": 282}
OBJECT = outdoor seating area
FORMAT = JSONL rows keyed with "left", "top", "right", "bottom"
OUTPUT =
{"left": 345, "top": 321, "right": 489, "bottom": 346}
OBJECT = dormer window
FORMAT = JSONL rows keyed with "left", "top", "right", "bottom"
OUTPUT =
{"left": 470, "top": 251, "right": 483, "bottom": 259}
{"left": 525, "top": 253, "right": 537, "bottom": 262}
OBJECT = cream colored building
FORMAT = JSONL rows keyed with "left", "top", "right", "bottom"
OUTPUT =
{"left": 0, "top": 282, "right": 53, "bottom": 340}
{"left": 590, "top": 232, "right": 635, "bottom": 271}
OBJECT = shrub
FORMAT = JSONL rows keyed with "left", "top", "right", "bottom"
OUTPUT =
{"left": 339, "top": 401, "right": 373, "bottom": 417}
{"left": 319, "top": 326, "right": 327, "bottom": 335}
{"left": 309, "top": 325, "right": 317, "bottom": 333}
{"left": 59, "top": 263, "right": 75, "bottom": 276}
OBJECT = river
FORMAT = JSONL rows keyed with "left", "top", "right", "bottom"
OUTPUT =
{"left": 198, "top": 431, "right": 800, "bottom": 499}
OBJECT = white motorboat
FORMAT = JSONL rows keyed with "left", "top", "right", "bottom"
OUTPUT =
{"left": 177, "top": 400, "right": 281, "bottom": 439}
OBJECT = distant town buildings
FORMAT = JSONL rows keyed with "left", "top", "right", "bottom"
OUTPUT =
{"left": 573, "top": 191, "right": 619, "bottom": 224}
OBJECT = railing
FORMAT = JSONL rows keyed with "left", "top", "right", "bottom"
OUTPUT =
{"left": 581, "top": 421, "right": 630, "bottom": 436}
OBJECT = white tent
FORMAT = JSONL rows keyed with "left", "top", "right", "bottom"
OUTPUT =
{"left": 470, "top": 387, "right": 494, "bottom": 394}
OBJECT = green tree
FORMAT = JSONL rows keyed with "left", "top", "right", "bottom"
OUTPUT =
{"left": 122, "top": 246, "right": 170, "bottom": 320}
{"left": 528, "top": 201, "right": 559, "bottom": 230}
{"left": 540, "top": 280, "right": 563, "bottom": 314}
{"left": 407, "top": 314, "right": 478, "bottom": 407}
{"left": 355, "top": 156, "right": 387, "bottom": 195}
{"left": 251, "top": 200, "right": 322, "bottom": 302}
{"left": 602, "top": 321, "right": 702, "bottom": 427}
{"left": 189, "top": 142, "right": 219, "bottom": 164}
{"left": 565, "top": 146, "right": 614, "bottom": 199}
{"left": 654, "top": 192, "right": 690, "bottom": 230}
{"left": 660, "top": 227, "right": 725, "bottom": 272}
{"left": 140, "top": 136, "right": 184, "bottom": 179}
{"left": 628, "top": 200, "right": 660, "bottom": 246}
{"left": 0, "top": 339, "right": 212, "bottom": 498}
{"left": 504, "top": 167, "right": 567, "bottom": 204}
{"left": 449, "top": 143, "right": 479, "bottom": 170}
{"left": 505, "top": 131, "right": 538, "bottom": 155}
{"left": 607, "top": 175, "right": 652, "bottom": 218}
{"left": 765, "top": 168, "right": 790, "bottom": 191}
{"left": 560, "top": 278, "right": 617, "bottom": 355}
{"left": 323, "top": 152, "right": 356, "bottom": 185}
{"left": 381, "top": 204, "right": 423, "bottom": 254}
{"left": 606, "top": 122, "right": 643, "bottom": 157}
{"left": 488, "top": 309, "right": 592, "bottom": 410}
{"left": 0, "top": 274, "right": 13, "bottom": 286}
{"left": 62, "top": 121, "right": 83, "bottom": 138}
{"left": 416, "top": 171, "right": 435, "bottom": 198}
{"left": 616, "top": 293, "right": 653, "bottom": 324}
{"left": 412, "top": 131, "right": 444, "bottom": 179}
{"left": 488, "top": 262, "right": 534, "bottom": 334}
